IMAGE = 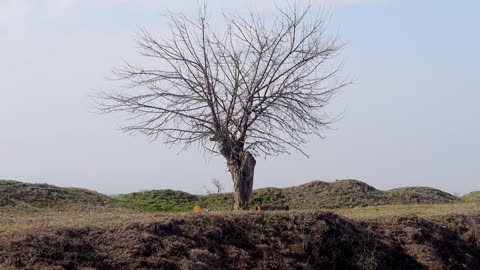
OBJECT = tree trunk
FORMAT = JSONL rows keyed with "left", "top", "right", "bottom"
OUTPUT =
{"left": 228, "top": 152, "right": 256, "bottom": 210}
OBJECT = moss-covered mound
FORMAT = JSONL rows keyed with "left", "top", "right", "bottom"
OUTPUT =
{"left": 0, "top": 180, "right": 114, "bottom": 208}
{"left": 282, "top": 180, "right": 390, "bottom": 208}
{"left": 461, "top": 191, "right": 480, "bottom": 203}
{"left": 386, "top": 186, "right": 458, "bottom": 204}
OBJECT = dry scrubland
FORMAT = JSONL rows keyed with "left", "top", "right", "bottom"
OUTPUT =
{"left": 0, "top": 180, "right": 479, "bottom": 269}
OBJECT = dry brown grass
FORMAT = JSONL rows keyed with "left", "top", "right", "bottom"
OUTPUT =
{"left": 336, "top": 202, "right": 480, "bottom": 219}
{"left": 1, "top": 202, "right": 478, "bottom": 241}
{"left": 0, "top": 206, "right": 166, "bottom": 242}
{"left": 0, "top": 203, "right": 480, "bottom": 269}
{"left": 2, "top": 180, "right": 477, "bottom": 269}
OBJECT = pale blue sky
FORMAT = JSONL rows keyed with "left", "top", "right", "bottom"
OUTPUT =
{"left": 1, "top": 0, "right": 479, "bottom": 195}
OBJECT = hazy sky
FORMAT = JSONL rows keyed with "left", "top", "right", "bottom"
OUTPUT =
{"left": 1, "top": 0, "right": 479, "bottom": 195}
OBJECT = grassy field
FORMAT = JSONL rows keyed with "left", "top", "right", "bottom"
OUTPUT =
{"left": 0, "top": 204, "right": 479, "bottom": 269}
{"left": 1, "top": 179, "right": 479, "bottom": 269}
{"left": 336, "top": 202, "right": 480, "bottom": 219}
{"left": 0, "top": 178, "right": 478, "bottom": 239}
{"left": 1, "top": 201, "right": 478, "bottom": 241}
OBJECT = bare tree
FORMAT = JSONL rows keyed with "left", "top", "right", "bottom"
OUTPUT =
{"left": 203, "top": 178, "right": 224, "bottom": 194}
{"left": 97, "top": 5, "right": 349, "bottom": 210}
{"left": 204, "top": 178, "right": 224, "bottom": 211}
{"left": 211, "top": 178, "right": 224, "bottom": 194}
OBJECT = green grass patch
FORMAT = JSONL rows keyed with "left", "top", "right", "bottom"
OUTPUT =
{"left": 113, "top": 190, "right": 200, "bottom": 212}
{"left": 461, "top": 191, "right": 480, "bottom": 202}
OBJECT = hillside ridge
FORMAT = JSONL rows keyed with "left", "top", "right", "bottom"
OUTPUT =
{"left": 113, "top": 179, "right": 460, "bottom": 212}
{"left": 0, "top": 179, "right": 115, "bottom": 208}
{"left": 0, "top": 179, "right": 463, "bottom": 212}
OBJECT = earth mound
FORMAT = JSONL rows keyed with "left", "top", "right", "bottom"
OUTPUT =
{"left": 0, "top": 180, "right": 114, "bottom": 208}
{"left": 0, "top": 212, "right": 478, "bottom": 269}
{"left": 114, "top": 179, "right": 459, "bottom": 212}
